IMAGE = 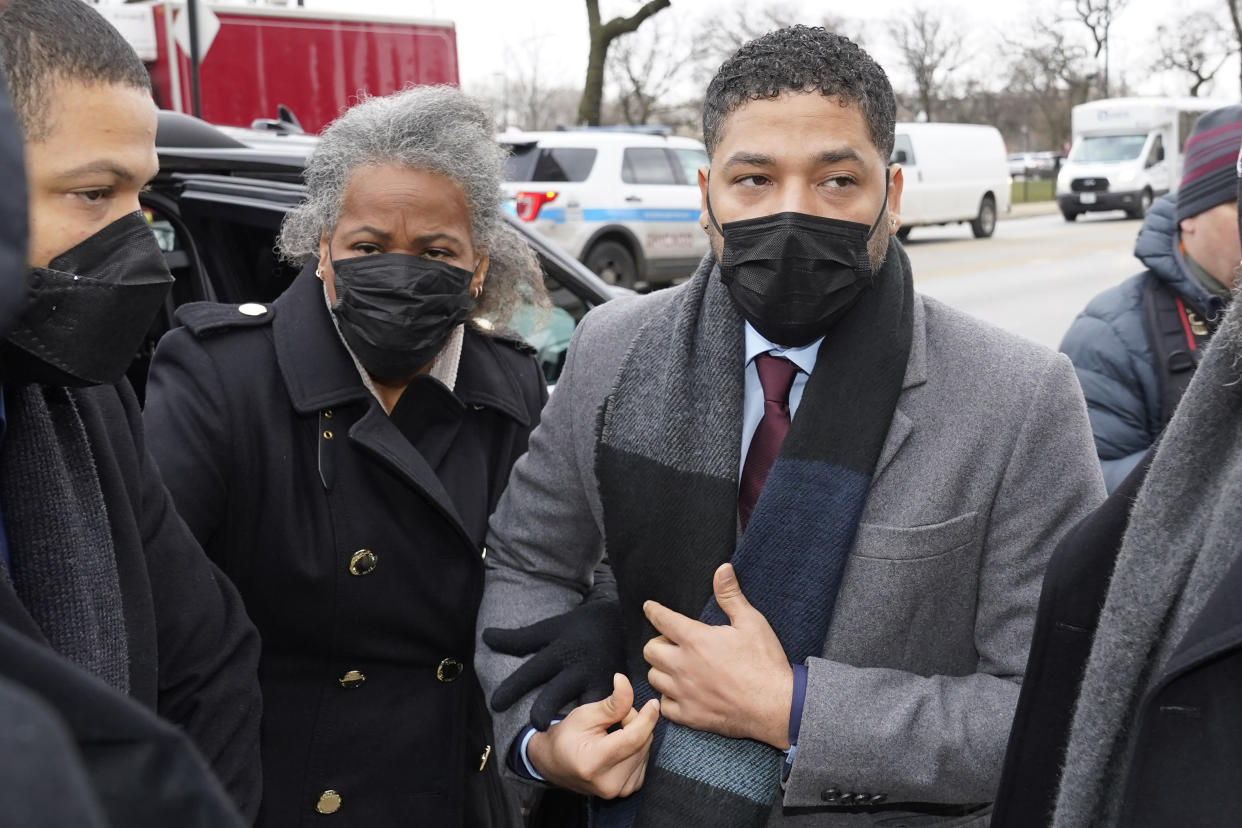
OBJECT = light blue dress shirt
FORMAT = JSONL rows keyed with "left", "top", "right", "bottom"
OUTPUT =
{"left": 740, "top": 323, "right": 824, "bottom": 478}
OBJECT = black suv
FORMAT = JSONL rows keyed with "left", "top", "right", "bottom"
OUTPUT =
{"left": 133, "top": 112, "right": 618, "bottom": 400}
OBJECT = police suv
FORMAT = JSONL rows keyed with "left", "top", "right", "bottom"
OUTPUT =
{"left": 499, "top": 128, "right": 709, "bottom": 289}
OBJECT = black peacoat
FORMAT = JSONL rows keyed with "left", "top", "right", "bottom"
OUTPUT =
{"left": 993, "top": 446, "right": 1242, "bottom": 827}
{"left": 143, "top": 264, "right": 546, "bottom": 827}
{"left": 0, "top": 380, "right": 263, "bottom": 820}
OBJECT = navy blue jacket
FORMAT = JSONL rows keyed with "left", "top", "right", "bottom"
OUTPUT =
{"left": 1059, "top": 194, "right": 1227, "bottom": 491}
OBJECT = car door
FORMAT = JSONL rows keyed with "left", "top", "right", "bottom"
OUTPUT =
{"left": 1144, "top": 133, "right": 1171, "bottom": 195}
{"left": 892, "top": 133, "right": 929, "bottom": 225}
{"left": 620, "top": 147, "right": 702, "bottom": 276}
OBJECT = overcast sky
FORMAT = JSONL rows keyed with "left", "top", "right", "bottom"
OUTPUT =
{"left": 294, "top": 0, "right": 1242, "bottom": 102}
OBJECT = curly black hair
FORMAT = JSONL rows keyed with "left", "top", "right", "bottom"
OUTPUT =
{"left": 702, "top": 25, "right": 896, "bottom": 162}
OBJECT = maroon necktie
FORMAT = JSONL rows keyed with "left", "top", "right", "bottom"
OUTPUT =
{"left": 739, "top": 352, "right": 800, "bottom": 530}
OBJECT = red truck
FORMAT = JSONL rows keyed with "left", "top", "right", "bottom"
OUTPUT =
{"left": 100, "top": 2, "right": 459, "bottom": 133}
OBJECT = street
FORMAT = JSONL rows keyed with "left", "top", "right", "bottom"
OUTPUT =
{"left": 905, "top": 210, "right": 1143, "bottom": 350}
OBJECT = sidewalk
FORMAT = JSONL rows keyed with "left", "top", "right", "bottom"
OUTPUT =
{"left": 1002, "top": 200, "right": 1059, "bottom": 220}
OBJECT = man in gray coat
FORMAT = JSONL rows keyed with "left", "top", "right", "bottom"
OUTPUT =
{"left": 476, "top": 27, "right": 1104, "bottom": 827}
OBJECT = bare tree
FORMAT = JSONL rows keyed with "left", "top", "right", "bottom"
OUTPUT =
{"left": 1151, "top": 10, "right": 1236, "bottom": 96}
{"left": 1004, "top": 19, "right": 1095, "bottom": 150}
{"left": 608, "top": 18, "right": 709, "bottom": 126}
{"left": 1070, "top": 0, "right": 1128, "bottom": 96}
{"left": 886, "top": 6, "right": 966, "bottom": 122}
{"left": 579, "top": 0, "right": 671, "bottom": 126}
{"left": 476, "top": 37, "right": 582, "bottom": 131}
{"left": 697, "top": 2, "right": 864, "bottom": 64}
{"left": 1226, "top": 0, "right": 1242, "bottom": 94}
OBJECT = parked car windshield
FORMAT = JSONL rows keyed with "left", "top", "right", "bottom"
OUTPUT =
{"left": 1068, "top": 134, "right": 1148, "bottom": 163}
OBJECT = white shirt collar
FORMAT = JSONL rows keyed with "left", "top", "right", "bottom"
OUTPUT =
{"left": 743, "top": 322, "right": 823, "bottom": 376}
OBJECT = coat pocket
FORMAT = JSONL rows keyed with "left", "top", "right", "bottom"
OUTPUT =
{"left": 852, "top": 512, "right": 978, "bottom": 562}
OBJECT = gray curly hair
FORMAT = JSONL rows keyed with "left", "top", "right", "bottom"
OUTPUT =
{"left": 279, "top": 85, "right": 548, "bottom": 327}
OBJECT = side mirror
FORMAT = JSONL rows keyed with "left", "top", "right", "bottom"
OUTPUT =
{"left": 893, "top": 149, "right": 908, "bottom": 164}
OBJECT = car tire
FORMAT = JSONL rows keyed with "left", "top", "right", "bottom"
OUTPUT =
{"left": 1126, "top": 189, "right": 1153, "bottom": 220}
{"left": 584, "top": 240, "right": 638, "bottom": 289}
{"left": 895, "top": 226, "right": 912, "bottom": 241}
{"left": 1061, "top": 208, "right": 1079, "bottom": 222}
{"left": 970, "top": 194, "right": 997, "bottom": 238}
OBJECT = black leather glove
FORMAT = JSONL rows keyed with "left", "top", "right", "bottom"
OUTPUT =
{"left": 483, "top": 585, "right": 625, "bottom": 731}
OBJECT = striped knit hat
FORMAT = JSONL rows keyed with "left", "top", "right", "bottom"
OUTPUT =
{"left": 1176, "top": 104, "right": 1242, "bottom": 222}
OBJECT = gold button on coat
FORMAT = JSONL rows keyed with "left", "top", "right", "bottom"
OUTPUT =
{"left": 348, "top": 549, "right": 377, "bottom": 576}
{"left": 338, "top": 670, "right": 366, "bottom": 688}
{"left": 316, "top": 790, "right": 342, "bottom": 814}
{"left": 436, "top": 657, "right": 464, "bottom": 682}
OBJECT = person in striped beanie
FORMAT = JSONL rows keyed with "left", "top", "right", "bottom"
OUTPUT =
{"left": 1059, "top": 103, "right": 1242, "bottom": 492}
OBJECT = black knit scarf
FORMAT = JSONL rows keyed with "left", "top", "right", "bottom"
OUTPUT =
{"left": 0, "top": 384, "right": 129, "bottom": 693}
{"left": 593, "top": 241, "right": 913, "bottom": 827}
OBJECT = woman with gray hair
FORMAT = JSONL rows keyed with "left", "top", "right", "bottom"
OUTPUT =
{"left": 142, "top": 86, "right": 547, "bottom": 827}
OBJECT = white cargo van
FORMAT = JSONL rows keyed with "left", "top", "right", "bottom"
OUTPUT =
{"left": 889, "top": 122, "right": 1010, "bottom": 241}
{"left": 1056, "top": 97, "right": 1230, "bottom": 221}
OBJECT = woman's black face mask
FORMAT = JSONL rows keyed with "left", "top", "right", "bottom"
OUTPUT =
{"left": 329, "top": 252, "right": 475, "bottom": 382}
{"left": 708, "top": 170, "right": 889, "bottom": 347}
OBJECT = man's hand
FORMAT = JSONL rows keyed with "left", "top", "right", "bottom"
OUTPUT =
{"left": 643, "top": 563, "right": 793, "bottom": 749}
{"left": 526, "top": 672, "right": 660, "bottom": 799}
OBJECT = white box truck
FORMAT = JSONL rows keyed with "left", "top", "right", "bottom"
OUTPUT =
{"left": 890, "top": 122, "right": 1010, "bottom": 241}
{"left": 1056, "top": 97, "right": 1231, "bottom": 222}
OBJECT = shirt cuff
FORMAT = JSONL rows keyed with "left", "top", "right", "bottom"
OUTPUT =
{"left": 782, "top": 663, "right": 808, "bottom": 782}
{"left": 509, "top": 721, "right": 561, "bottom": 782}
{"left": 788, "top": 662, "right": 808, "bottom": 749}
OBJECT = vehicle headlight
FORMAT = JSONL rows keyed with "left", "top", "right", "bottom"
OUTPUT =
{"left": 1116, "top": 169, "right": 1137, "bottom": 184}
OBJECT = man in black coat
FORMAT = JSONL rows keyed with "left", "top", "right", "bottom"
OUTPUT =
{"left": 0, "top": 0, "right": 262, "bottom": 820}
{"left": 992, "top": 150, "right": 1242, "bottom": 828}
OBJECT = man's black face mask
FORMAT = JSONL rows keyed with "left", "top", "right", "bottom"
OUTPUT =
{"left": 0, "top": 71, "right": 29, "bottom": 338}
{"left": 3, "top": 211, "right": 173, "bottom": 387}
{"left": 707, "top": 170, "right": 889, "bottom": 347}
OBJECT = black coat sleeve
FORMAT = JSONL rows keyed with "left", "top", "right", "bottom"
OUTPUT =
{"left": 115, "top": 378, "right": 264, "bottom": 820}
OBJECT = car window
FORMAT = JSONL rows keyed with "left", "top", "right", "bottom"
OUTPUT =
{"left": 671, "top": 147, "right": 708, "bottom": 186}
{"left": 504, "top": 145, "right": 597, "bottom": 182}
{"left": 622, "top": 148, "right": 679, "bottom": 185}
{"left": 891, "top": 134, "right": 915, "bottom": 165}
{"left": 508, "top": 272, "right": 583, "bottom": 385}
{"left": 1146, "top": 134, "right": 1164, "bottom": 166}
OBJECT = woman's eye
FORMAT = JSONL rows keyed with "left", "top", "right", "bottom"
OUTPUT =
{"left": 353, "top": 243, "right": 382, "bottom": 255}
{"left": 421, "top": 249, "right": 452, "bottom": 260}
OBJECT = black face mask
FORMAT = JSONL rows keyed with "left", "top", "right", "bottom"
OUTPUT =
{"left": 0, "top": 72, "right": 29, "bottom": 338}
{"left": 329, "top": 252, "right": 474, "bottom": 382}
{"left": 4, "top": 211, "right": 173, "bottom": 387}
{"left": 708, "top": 172, "right": 889, "bottom": 347}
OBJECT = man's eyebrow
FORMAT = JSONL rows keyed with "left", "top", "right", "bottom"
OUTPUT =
{"left": 50, "top": 161, "right": 138, "bottom": 183}
{"left": 721, "top": 149, "right": 866, "bottom": 169}
{"left": 722, "top": 151, "right": 776, "bottom": 169}
{"left": 817, "top": 148, "right": 864, "bottom": 165}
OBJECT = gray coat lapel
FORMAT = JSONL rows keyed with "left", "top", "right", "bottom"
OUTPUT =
{"left": 875, "top": 295, "right": 928, "bottom": 480}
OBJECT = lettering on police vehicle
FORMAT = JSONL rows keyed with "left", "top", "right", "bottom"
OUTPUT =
{"left": 647, "top": 232, "right": 695, "bottom": 250}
